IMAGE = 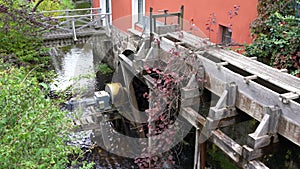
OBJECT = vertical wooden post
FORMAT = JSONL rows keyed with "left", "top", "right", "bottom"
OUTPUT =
{"left": 200, "top": 142, "right": 206, "bottom": 169}
{"left": 164, "top": 10, "right": 167, "bottom": 25}
{"left": 194, "top": 129, "right": 206, "bottom": 169}
{"left": 194, "top": 129, "right": 199, "bottom": 169}
{"left": 194, "top": 129, "right": 202, "bottom": 169}
{"left": 180, "top": 5, "right": 184, "bottom": 30}
{"left": 147, "top": 88, "right": 154, "bottom": 169}
{"left": 90, "top": 8, "right": 93, "bottom": 28}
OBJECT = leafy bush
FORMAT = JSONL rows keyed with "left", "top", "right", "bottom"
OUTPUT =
{"left": 97, "top": 63, "right": 113, "bottom": 75}
{"left": 0, "top": 0, "right": 53, "bottom": 66}
{"left": 0, "top": 60, "right": 79, "bottom": 168}
{"left": 32, "top": 0, "right": 74, "bottom": 12}
{"left": 245, "top": 0, "right": 300, "bottom": 77}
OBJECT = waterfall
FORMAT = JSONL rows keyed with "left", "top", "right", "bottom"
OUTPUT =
{"left": 49, "top": 47, "right": 62, "bottom": 75}
{"left": 49, "top": 44, "right": 95, "bottom": 97}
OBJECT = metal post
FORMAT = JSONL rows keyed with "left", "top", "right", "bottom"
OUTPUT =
{"left": 90, "top": 8, "right": 93, "bottom": 28}
{"left": 66, "top": 11, "right": 70, "bottom": 29}
{"left": 97, "top": 8, "right": 102, "bottom": 28}
{"left": 153, "top": 17, "right": 157, "bottom": 33}
{"left": 72, "top": 17, "right": 78, "bottom": 41}
{"left": 150, "top": 7, "right": 153, "bottom": 45}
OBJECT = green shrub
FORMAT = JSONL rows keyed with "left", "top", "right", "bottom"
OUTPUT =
{"left": 0, "top": 60, "right": 80, "bottom": 168}
{"left": 97, "top": 63, "right": 113, "bottom": 75}
{"left": 245, "top": 0, "right": 300, "bottom": 77}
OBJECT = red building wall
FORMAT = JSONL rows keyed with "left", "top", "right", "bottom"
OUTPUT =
{"left": 92, "top": 0, "right": 132, "bottom": 31}
{"left": 111, "top": 0, "right": 132, "bottom": 31}
{"left": 146, "top": 0, "right": 258, "bottom": 44}
{"left": 93, "top": 0, "right": 100, "bottom": 8}
{"left": 93, "top": 0, "right": 258, "bottom": 45}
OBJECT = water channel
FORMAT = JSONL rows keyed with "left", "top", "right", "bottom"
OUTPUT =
{"left": 50, "top": 43, "right": 300, "bottom": 169}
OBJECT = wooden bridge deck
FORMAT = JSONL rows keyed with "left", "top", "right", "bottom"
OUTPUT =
{"left": 43, "top": 28, "right": 106, "bottom": 41}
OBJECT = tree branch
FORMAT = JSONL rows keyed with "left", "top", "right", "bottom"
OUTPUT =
{"left": 32, "top": 0, "right": 45, "bottom": 12}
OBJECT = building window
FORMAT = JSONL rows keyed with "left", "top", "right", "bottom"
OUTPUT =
{"left": 220, "top": 25, "right": 232, "bottom": 45}
{"left": 138, "top": 0, "right": 144, "bottom": 23}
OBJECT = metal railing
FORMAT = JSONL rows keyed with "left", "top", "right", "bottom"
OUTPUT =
{"left": 41, "top": 8, "right": 111, "bottom": 41}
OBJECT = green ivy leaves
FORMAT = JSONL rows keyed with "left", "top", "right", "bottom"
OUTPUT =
{"left": 245, "top": 1, "right": 300, "bottom": 77}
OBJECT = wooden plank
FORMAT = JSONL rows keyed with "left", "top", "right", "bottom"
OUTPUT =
{"left": 246, "top": 161, "right": 269, "bottom": 169}
{"left": 208, "top": 49, "right": 300, "bottom": 93}
{"left": 199, "top": 55, "right": 300, "bottom": 146}
{"left": 40, "top": 7, "right": 102, "bottom": 14}
{"left": 242, "top": 145, "right": 263, "bottom": 161}
{"left": 194, "top": 129, "right": 200, "bottom": 169}
{"left": 181, "top": 107, "right": 206, "bottom": 129}
{"left": 210, "top": 129, "right": 243, "bottom": 162}
{"left": 154, "top": 32, "right": 300, "bottom": 146}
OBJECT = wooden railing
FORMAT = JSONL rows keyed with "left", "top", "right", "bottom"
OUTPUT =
{"left": 41, "top": 8, "right": 111, "bottom": 41}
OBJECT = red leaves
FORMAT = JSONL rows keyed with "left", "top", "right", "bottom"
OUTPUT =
{"left": 143, "top": 92, "right": 149, "bottom": 99}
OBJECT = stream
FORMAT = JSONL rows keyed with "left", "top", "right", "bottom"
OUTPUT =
{"left": 50, "top": 44, "right": 139, "bottom": 168}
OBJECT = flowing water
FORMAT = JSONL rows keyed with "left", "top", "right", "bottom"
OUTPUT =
{"left": 50, "top": 44, "right": 95, "bottom": 97}
{"left": 50, "top": 44, "right": 138, "bottom": 168}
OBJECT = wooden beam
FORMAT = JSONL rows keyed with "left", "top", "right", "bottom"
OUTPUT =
{"left": 248, "top": 106, "right": 281, "bottom": 149}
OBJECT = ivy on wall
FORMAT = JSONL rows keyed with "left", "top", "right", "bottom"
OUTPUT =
{"left": 245, "top": 0, "right": 300, "bottom": 77}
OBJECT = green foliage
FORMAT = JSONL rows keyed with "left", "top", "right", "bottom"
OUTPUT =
{"left": 34, "top": 0, "right": 74, "bottom": 11}
{"left": 0, "top": 59, "right": 81, "bottom": 168}
{"left": 0, "top": 0, "right": 75, "bottom": 82}
{"left": 96, "top": 63, "right": 113, "bottom": 75}
{"left": 207, "top": 144, "right": 237, "bottom": 169}
{"left": 75, "top": 2, "right": 91, "bottom": 9}
{"left": 245, "top": 0, "right": 300, "bottom": 77}
{"left": 0, "top": 0, "right": 50, "bottom": 66}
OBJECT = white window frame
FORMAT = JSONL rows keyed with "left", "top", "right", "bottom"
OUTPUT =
{"left": 132, "top": 0, "right": 145, "bottom": 28}
{"left": 100, "top": 0, "right": 112, "bottom": 25}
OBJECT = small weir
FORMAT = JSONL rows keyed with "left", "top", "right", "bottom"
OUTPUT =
{"left": 50, "top": 44, "right": 95, "bottom": 96}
